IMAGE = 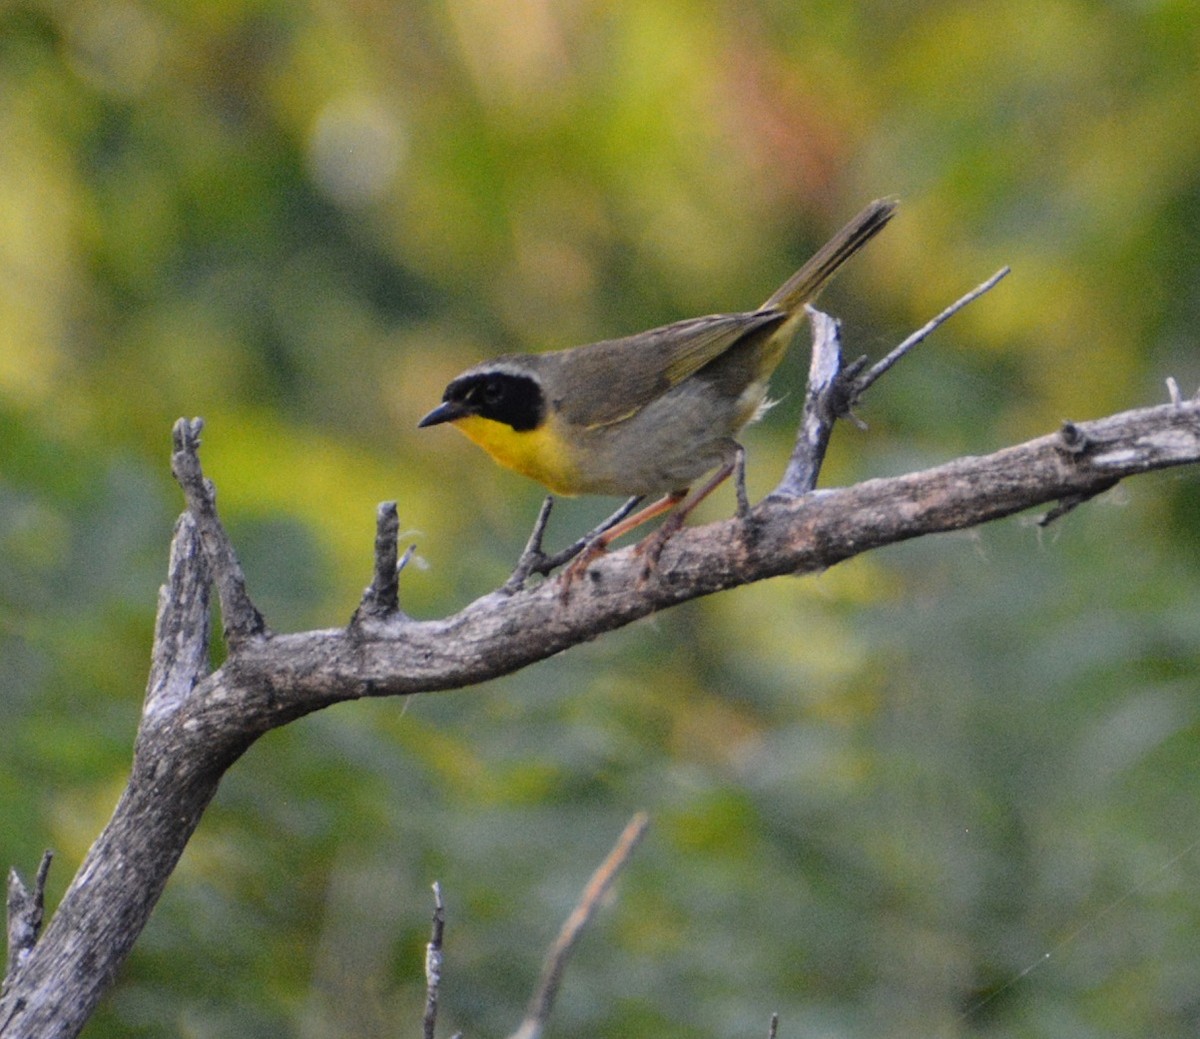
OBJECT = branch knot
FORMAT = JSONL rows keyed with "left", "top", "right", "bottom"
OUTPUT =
{"left": 1057, "top": 420, "right": 1093, "bottom": 457}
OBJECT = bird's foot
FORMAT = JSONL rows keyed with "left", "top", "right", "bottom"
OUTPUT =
{"left": 557, "top": 537, "right": 610, "bottom": 602}
{"left": 633, "top": 510, "right": 686, "bottom": 580}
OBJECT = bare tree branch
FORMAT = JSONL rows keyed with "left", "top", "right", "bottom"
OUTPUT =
{"left": 144, "top": 512, "right": 211, "bottom": 718}
{"left": 509, "top": 812, "right": 651, "bottom": 1039}
{"left": 205, "top": 394, "right": 1200, "bottom": 709}
{"left": 3, "top": 277, "right": 1199, "bottom": 1036}
{"left": 1, "top": 513, "right": 247, "bottom": 1039}
{"left": 774, "top": 308, "right": 850, "bottom": 496}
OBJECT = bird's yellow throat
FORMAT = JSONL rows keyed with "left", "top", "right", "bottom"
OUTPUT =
{"left": 450, "top": 414, "right": 581, "bottom": 495}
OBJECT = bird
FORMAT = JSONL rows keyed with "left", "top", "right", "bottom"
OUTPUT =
{"left": 419, "top": 198, "right": 896, "bottom": 570}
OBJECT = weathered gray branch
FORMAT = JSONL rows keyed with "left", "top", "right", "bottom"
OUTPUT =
{"left": 203, "top": 395, "right": 1200, "bottom": 710}
{"left": 2, "top": 512, "right": 233, "bottom": 1038}
{"left": 4, "top": 280, "right": 1199, "bottom": 1036}
{"left": 170, "top": 419, "right": 266, "bottom": 646}
{"left": 352, "top": 501, "right": 406, "bottom": 623}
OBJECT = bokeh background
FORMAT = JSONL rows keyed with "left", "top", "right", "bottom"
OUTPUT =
{"left": 3, "top": 1, "right": 1200, "bottom": 1036}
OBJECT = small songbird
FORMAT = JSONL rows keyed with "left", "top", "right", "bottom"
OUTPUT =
{"left": 420, "top": 198, "right": 895, "bottom": 556}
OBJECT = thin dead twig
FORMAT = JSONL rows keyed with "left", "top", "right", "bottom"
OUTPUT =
{"left": 508, "top": 813, "right": 650, "bottom": 1039}
{"left": 423, "top": 882, "right": 446, "bottom": 1039}
{"left": 855, "top": 266, "right": 1010, "bottom": 397}
{"left": 3, "top": 851, "right": 53, "bottom": 987}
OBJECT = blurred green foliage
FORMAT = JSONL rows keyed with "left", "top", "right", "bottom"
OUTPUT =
{"left": 2, "top": 0, "right": 1200, "bottom": 1036}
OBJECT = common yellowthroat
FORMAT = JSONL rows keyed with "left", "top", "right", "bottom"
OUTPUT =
{"left": 420, "top": 198, "right": 895, "bottom": 555}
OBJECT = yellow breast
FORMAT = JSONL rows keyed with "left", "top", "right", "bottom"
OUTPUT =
{"left": 450, "top": 414, "right": 584, "bottom": 495}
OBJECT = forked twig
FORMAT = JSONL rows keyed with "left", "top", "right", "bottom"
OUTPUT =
{"left": 503, "top": 495, "right": 644, "bottom": 594}
{"left": 170, "top": 418, "right": 267, "bottom": 644}
{"left": 773, "top": 266, "right": 1010, "bottom": 498}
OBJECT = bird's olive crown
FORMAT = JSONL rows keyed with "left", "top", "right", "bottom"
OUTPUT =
{"left": 446, "top": 369, "right": 545, "bottom": 432}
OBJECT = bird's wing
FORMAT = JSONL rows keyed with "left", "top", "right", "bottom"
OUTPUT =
{"left": 551, "top": 309, "right": 784, "bottom": 428}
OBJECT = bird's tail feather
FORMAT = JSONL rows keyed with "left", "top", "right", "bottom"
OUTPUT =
{"left": 762, "top": 197, "right": 897, "bottom": 314}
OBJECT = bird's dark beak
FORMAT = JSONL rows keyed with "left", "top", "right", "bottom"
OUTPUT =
{"left": 417, "top": 400, "right": 467, "bottom": 428}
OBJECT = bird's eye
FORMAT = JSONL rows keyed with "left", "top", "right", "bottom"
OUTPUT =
{"left": 481, "top": 379, "right": 503, "bottom": 405}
